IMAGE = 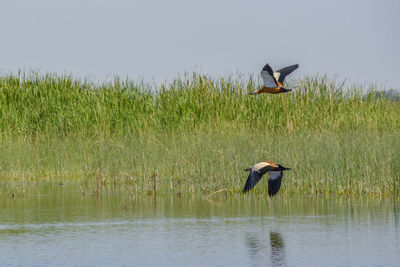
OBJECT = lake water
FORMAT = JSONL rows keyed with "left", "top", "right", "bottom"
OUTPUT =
{"left": 0, "top": 186, "right": 399, "bottom": 266}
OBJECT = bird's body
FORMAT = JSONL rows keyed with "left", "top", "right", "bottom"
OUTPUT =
{"left": 250, "top": 63, "right": 299, "bottom": 95}
{"left": 243, "top": 161, "right": 291, "bottom": 197}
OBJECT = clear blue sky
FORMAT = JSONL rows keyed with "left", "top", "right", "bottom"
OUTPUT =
{"left": 1, "top": 0, "right": 399, "bottom": 89}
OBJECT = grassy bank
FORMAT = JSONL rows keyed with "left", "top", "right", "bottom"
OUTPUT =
{"left": 0, "top": 72, "right": 399, "bottom": 196}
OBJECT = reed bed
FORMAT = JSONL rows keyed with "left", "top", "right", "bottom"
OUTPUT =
{"left": 0, "top": 72, "right": 399, "bottom": 197}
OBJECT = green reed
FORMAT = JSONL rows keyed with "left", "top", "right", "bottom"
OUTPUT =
{"left": 0, "top": 72, "right": 399, "bottom": 197}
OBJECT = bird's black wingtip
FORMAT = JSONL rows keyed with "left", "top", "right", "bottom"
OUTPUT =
{"left": 262, "top": 64, "right": 273, "bottom": 72}
{"left": 268, "top": 189, "right": 279, "bottom": 197}
{"left": 287, "top": 64, "right": 299, "bottom": 70}
{"left": 261, "top": 64, "right": 274, "bottom": 76}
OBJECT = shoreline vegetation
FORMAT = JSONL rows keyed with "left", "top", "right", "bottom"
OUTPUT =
{"left": 0, "top": 72, "right": 399, "bottom": 197}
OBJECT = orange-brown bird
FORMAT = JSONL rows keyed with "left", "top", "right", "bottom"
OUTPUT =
{"left": 249, "top": 63, "right": 299, "bottom": 95}
{"left": 243, "top": 161, "right": 291, "bottom": 197}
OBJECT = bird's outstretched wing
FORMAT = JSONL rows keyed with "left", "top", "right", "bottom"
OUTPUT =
{"left": 274, "top": 64, "right": 299, "bottom": 84}
{"left": 261, "top": 64, "right": 278, "bottom": 87}
{"left": 268, "top": 171, "right": 283, "bottom": 197}
{"left": 243, "top": 171, "right": 265, "bottom": 193}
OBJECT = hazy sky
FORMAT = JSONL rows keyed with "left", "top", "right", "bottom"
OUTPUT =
{"left": 1, "top": 0, "right": 399, "bottom": 89}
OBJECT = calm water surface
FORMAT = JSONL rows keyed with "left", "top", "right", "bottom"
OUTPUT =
{"left": 0, "top": 186, "right": 399, "bottom": 266}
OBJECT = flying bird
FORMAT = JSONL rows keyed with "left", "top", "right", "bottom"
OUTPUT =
{"left": 243, "top": 161, "right": 291, "bottom": 197}
{"left": 249, "top": 63, "right": 299, "bottom": 95}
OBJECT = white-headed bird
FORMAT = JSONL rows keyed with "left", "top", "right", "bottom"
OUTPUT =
{"left": 243, "top": 161, "right": 291, "bottom": 197}
{"left": 250, "top": 63, "right": 299, "bottom": 95}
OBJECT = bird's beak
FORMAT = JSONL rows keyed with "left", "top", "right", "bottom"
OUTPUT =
{"left": 249, "top": 91, "right": 257, "bottom": 95}
{"left": 244, "top": 166, "right": 252, "bottom": 171}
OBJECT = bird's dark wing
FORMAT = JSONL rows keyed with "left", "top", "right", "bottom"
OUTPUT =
{"left": 268, "top": 171, "right": 283, "bottom": 197}
{"left": 275, "top": 64, "right": 299, "bottom": 84}
{"left": 261, "top": 64, "right": 278, "bottom": 87}
{"left": 243, "top": 171, "right": 265, "bottom": 193}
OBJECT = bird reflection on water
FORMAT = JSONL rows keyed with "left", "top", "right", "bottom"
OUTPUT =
{"left": 270, "top": 231, "right": 286, "bottom": 267}
{"left": 245, "top": 231, "right": 286, "bottom": 266}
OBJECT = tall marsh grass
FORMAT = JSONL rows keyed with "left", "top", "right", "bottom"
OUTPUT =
{"left": 0, "top": 72, "right": 399, "bottom": 196}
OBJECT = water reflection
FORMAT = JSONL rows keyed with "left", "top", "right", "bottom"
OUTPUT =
{"left": 270, "top": 231, "right": 286, "bottom": 267}
{"left": 0, "top": 188, "right": 399, "bottom": 266}
{"left": 394, "top": 198, "right": 400, "bottom": 238}
{"left": 245, "top": 231, "right": 286, "bottom": 266}
{"left": 245, "top": 233, "right": 268, "bottom": 265}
